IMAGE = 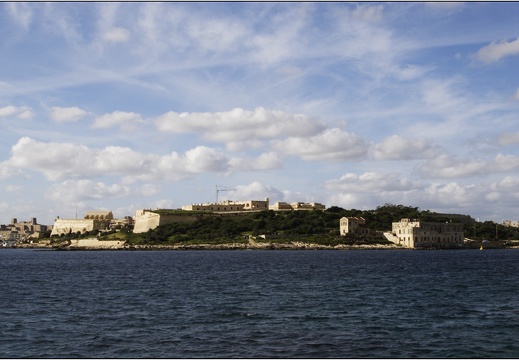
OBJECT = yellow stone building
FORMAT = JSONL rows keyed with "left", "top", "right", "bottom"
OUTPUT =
{"left": 389, "top": 218, "right": 464, "bottom": 249}
{"left": 339, "top": 217, "right": 369, "bottom": 236}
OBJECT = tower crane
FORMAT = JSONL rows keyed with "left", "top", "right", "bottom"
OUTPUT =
{"left": 215, "top": 185, "right": 236, "bottom": 204}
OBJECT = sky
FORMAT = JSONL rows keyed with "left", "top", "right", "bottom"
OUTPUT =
{"left": 1, "top": 2, "right": 519, "bottom": 226}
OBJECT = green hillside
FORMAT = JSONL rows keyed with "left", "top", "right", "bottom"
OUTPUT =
{"left": 114, "top": 204, "right": 519, "bottom": 246}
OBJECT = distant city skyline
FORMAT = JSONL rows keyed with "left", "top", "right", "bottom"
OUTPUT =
{"left": 1, "top": 2, "right": 519, "bottom": 225}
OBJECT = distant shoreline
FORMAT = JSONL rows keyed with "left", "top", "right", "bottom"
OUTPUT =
{"left": 13, "top": 242, "right": 403, "bottom": 251}
{"left": 10, "top": 241, "right": 517, "bottom": 251}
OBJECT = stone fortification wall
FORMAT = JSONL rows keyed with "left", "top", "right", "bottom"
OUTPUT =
{"left": 51, "top": 219, "right": 96, "bottom": 236}
{"left": 133, "top": 211, "right": 161, "bottom": 234}
{"left": 182, "top": 198, "right": 269, "bottom": 212}
{"left": 133, "top": 210, "right": 201, "bottom": 233}
{"left": 50, "top": 219, "right": 111, "bottom": 236}
{"left": 69, "top": 238, "right": 125, "bottom": 249}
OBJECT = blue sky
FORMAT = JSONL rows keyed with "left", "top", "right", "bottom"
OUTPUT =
{"left": 1, "top": 2, "right": 519, "bottom": 225}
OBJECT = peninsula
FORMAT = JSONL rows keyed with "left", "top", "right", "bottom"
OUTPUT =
{"left": 6, "top": 204, "right": 519, "bottom": 251}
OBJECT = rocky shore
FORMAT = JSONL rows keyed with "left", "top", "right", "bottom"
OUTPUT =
{"left": 125, "top": 242, "right": 403, "bottom": 251}
{"left": 12, "top": 241, "right": 519, "bottom": 250}
{"left": 12, "top": 239, "right": 404, "bottom": 251}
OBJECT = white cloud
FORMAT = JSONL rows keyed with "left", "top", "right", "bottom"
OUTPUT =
{"left": 421, "top": 78, "right": 464, "bottom": 111}
{"left": 419, "top": 153, "right": 519, "bottom": 179}
{"left": 185, "top": 17, "right": 248, "bottom": 53}
{"left": 155, "top": 107, "right": 326, "bottom": 143}
{"left": 373, "top": 135, "right": 438, "bottom": 160}
{"left": 8, "top": 138, "right": 142, "bottom": 181}
{"left": 0, "top": 106, "right": 18, "bottom": 117}
{"left": 102, "top": 27, "right": 130, "bottom": 43}
{"left": 0, "top": 162, "right": 19, "bottom": 179}
{"left": 483, "top": 177, "right": 519, "bottom": 211}
{"left": 420, "top": 154, "right": 487, "bottom": 179}
{"left": 232, "top": 181, "right": 285, "bottom": 202}
{"left": 331, "top": 4, "right": 395, "bottom": 60}
{"left": 421, "top": 182, "right": 478, "bottom": 208}
{"left": 151, "top": 199, "right": 175, "bottom": 210}
{"left": 139, "top": 184, "right": 160, "bottom": 197}
{"left": 0, "top": 202, "right": 8, "bottom": 214}
{"left": 6, "top": 2, "right": 33, "bottom": 29}
{"left": 4, "top": 137, "right": 282, "bottom": 186}
{"left": 137, "top": 146, "right": 235, "bottom": 181}
{"left": 6, "top": 137, "right": 270, "bottom": 184}
{"left": 272, "top": 128, "right": 369, "bottom": 162}
{"left": 326, "top": 192, "right": 362, "bottom": 210}
{"left": 17, "top": 107, "right": 34, "bottom": 120}
{"left": 7, "top": 137, "right": 150, "bottom": 181}
{"left": 249, "top": 5, "right": 313, "bottom": 65}
{"left": 476, "top": 37, "right": 519, "bottom": 63}
{"left": 50, "top": 106, "right": 90, "bottom": 123}
{"left": 2, "top": 3, "right": 519, "bottom": 224}
{"left": 351, "top": 4, "right": 384, "bottom": 23}
{"left": 225, "top": 139, "right": 264, "bottom": 152}
{"left": 326, "top": 172, "right": 421, "bottom": 193}
{"left": 229, "top": 152, "right": 283, "bottom": 171}
{"left": 424, "top": 2, "right": 465, "bottom": 12}
{"left": 6, "top": 185, "right": 22, "bottom": 193}
{"left": 184, "top": 146, "right": 229, "bottom": 173}
{"left": 325, "top": 173, "right": 487, "bottom": 216}
{"left": 494, "top": 153, "right": 519, "bottom": 172}
{"left": 497, "top": 132, "right": 519, "bottom": 146}
{"left": 0, "top": 105, "right": 33, "bottom": 119}
{"left": 93, "top": 111, "right": 144, "bottom": 130}
{"left": 492, "top": 176, "right": 519, "bottom": 190}
{"left": 46, "top": 179, "right": 131, "bottom": 203}
{"left": 395, "top": 64, "right": 431, "bottom": 81}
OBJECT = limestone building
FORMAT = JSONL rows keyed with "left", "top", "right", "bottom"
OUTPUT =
{"left": 269, "top": 202, "right": 293, "bottom": 211}
{"left": 269, "top": 202, "right": 326, "bottom": 211}
{"left": 50, "top": 211, "right": 114, "bottom": 236}
{"left": 0, "top": 217, "right": 48, "bottom": 241}
{"left": 84, "top": 211, "right": 114, "bottom": 220}
{"left": 182, "top": 198, "right": 270, "bottom": 212}
{"left": 340, "top": 217, "right": 369, "bottom": 236}
{"left": 387, "top": 218, "right": 464, "bottom": 249}
{"left": 503, "top": 220, "right": 519, "bottom": 228}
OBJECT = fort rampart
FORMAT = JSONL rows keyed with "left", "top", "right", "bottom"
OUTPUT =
{"left": 133, "top": 210, "right": 202, "bottom": 233}
{"left": 50, "top": 219, "right": 110, "bottom": 236}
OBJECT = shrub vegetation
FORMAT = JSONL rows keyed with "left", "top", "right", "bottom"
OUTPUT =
{"left": 95, "top": 204, "right": 519, "bottom": 246}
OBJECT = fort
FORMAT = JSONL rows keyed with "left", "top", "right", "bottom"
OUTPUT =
{"left": 134, "top": 199, "right": 327, "bottom": 233}
{"left": 182, "top": 198, "right": 270, "bottom": 212}
{"left": 269, "top": 201, "right": 326, "bottom": 211}
{"left": 2, "top": 202, "right": 498, "bottom": 251}
{"left": 50, "top": 211, "right": 132, "bottom": 236}
{"left": 133, "top": 210, "right": 203, "bottom": 234}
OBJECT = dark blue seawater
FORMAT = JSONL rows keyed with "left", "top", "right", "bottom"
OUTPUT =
{"left": 1, "top": 249, "right": 519, "bottom": 358}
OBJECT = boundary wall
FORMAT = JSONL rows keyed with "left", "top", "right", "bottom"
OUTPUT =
{"left": 133, "top": 210, "right": 202, "bottom": 233}
{"left": 51, "top": 219, "right": 111, "bottom": 236}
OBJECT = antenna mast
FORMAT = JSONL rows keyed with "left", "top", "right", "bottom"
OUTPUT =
{"left": 215, "top": 185, "right": 236, "bottom": 203}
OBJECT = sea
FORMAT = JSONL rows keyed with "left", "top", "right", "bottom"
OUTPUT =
{"left": 1, "top": 248, "right": 518, "bottom": 359}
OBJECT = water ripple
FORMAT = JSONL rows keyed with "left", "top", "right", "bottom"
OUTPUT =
{"left": 1, "top": 249, "right": 519, "bottom": 358}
